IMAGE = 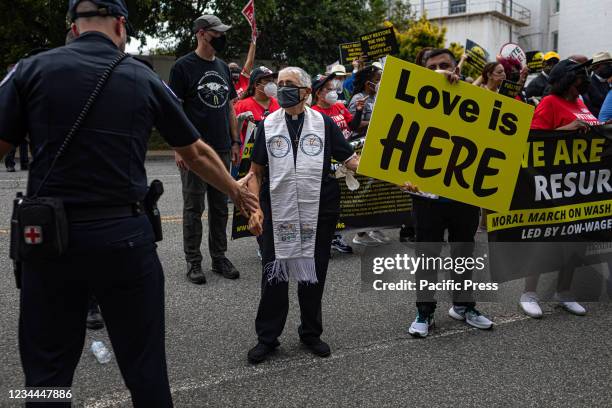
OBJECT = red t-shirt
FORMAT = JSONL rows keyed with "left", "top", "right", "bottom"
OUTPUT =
{"left": 233, "top": 73, "right": 250, "bottom": 99}
{"left": 531, "top": 94, "right": 600, "bottom": 130}
{"left": 234, "top": 96, "right": 280, "bottom": 143}
{"left": 311, "top": 103, "right": 354, "bottom": 139}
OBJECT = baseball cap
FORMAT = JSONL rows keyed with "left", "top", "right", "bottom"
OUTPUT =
{"left": 193, "top": 15, "right": 232, "bottom": 33}
{"left": 312, "top": 73, "right": 337, "bottom": 95}
{"left": 68, "top": 0, "right": 134, "bottom": 35}
{"left": 249, "top": 66, "right": 277, "bottom": 87}
{"left": 548, "top": 58, "right": 590, "bottom": 85}
{"left": 543, "top": 51, "right": 561, "bottom": 62}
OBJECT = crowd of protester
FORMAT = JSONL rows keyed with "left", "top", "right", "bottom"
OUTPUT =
{"left": 3, "top": 7, "right": 611, "bottom": 378}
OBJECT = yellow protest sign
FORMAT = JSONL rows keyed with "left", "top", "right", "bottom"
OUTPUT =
{"left": 357, "top": 56, "right": 535, "bottom": 212}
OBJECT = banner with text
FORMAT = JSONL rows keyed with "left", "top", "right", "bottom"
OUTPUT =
{"left": 339, "top": 41, "right": 363, "bottom": 66}
{"left": 360, "top": 27, "right": 399, "bottom": 60}
{"left": 357, "top": 56, "right": 535, "bottom": 212}
{"left": 465, "top": 39, "right": 490, "bottom": 73}
{"left": 487, "top": 129, "right": 612, "bottom": 242}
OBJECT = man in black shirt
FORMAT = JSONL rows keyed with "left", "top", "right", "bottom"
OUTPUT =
{"left": 525, "top": 51, "right": 560, "bottom": 99}
{"left": 244, "top": 67, "right": 360, "bottom": 364}
{"left": 169, "top": 14, "right": 243, "bottom": 284}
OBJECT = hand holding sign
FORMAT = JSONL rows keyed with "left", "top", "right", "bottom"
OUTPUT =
{"left": 242, "top": 0, "right": 257, "bottom": 43}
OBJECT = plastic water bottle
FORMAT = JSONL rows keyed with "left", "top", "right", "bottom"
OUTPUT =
{"left": 91, "top": 341, "right": 112, "bottom": 364}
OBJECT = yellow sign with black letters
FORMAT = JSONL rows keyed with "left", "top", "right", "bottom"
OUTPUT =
{"left": 357, "top": 56, "right": 535, "bottom": 212}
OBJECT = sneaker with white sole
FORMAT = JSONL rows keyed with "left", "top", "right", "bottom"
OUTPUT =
{"left": 554, "top": 293, "right": 587, "bottom": 316}
{"left": 408, "top": 313, "right": 435, "bottom": 338}
{"left": 368, "top": 230, "right": 391, "bottom": 244}
{"left": 352, "top": 233, "right": 381, "bottom": 246}
{"left": 519, "top": 292, "right": 543, "bottom": 318}
{"left": 331, "top": 234, "right": 353, "bottom": 253}
{"left": 449, "top": 306, "right": 493, "bottom": 329}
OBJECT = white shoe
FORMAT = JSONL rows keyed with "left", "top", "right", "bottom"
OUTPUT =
{"left": 519, "top": 292, "right": 543, "bottom": 318}
{"left": 408, "top": 313, "right": 435, "bottom": 338}
{"left": 449, "top": 306, "right": 493, "bottom": 329}
{"left": 352, "top": 233, "right": 381, "bottom": 246}
{"left": 554, "top": 293, "right": 587, "bottom": 316}
{"left": 368, "top": 230, "right": 391, "bottom": 244}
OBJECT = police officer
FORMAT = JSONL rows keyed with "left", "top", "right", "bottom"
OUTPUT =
{"left": 0, "top": 1, "right": 257, "bottom": 407}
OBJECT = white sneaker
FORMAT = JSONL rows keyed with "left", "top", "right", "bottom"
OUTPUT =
{"left": 352, "top": 233, "right": 381, "bottom": 246}
{"left": 368, "top": 230, "right": 391, "bottom": 244}
{"left": 519, "top": 292, "right": 543, "bottom": 318}
{"left": 408, "top": 313, "right": 435, "bottom": 338}
{"left": 449, "top": 306, "right": 493, "bottom": 329}
{"left": 554, "top": 293, "right": 587, "bottom": 316}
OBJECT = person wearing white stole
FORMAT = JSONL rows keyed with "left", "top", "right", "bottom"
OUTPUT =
{"left": 245, "top": 67, "right": 360, "bottom": 364}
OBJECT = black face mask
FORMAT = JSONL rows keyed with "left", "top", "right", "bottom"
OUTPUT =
{"left": 230, "top": 69, "right": 241, "bottom": 81}
{"left": 277, "top": 86, "right": 305, "bottom": 108}
{"left": 597, "top": 64, "right": 612, "bottom": 79}
{"left": 209, "top": 35, "right": 226, "bottom": 53}
{"left": 576, "top": 77, "right": 591, "bottom": 94}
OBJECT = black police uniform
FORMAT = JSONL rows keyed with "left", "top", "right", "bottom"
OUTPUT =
{"left": 0, "top": 32, "right": 200, "bottom": 407}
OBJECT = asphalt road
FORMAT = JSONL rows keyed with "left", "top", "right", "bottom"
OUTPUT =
{"left": 0, "top": 160, "right": 610, "bottom": 408}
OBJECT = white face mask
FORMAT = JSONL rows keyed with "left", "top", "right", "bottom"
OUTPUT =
{"left": 324, "top": 90, "right": 338, "bottom": 105}
{"left": 263, "top": 82, "right": 277, "bottom": 98}
{"left": 305, "top": 94, "right": 313, "bottom": 106}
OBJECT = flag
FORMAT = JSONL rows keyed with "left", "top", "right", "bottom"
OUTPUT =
{"left": 242, "top": 0, "right": 257, "bottom": 43}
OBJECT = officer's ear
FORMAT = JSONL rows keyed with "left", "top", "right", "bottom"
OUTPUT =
{"left": 71, "top": 23, "right": 80, "bottom": 37}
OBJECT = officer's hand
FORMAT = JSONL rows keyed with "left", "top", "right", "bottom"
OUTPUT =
{"left": 231, "top": 144, "right": 241, "bottom": 167}
{"left": 248, "top": 209, "right": 264, "bottom": 236}
{"left": 175, "top": 151, "right": 189, "bottom": 171}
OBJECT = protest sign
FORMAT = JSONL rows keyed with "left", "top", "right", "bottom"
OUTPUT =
{"left": 241, "top": 0, "right": 257, "bottom": 42}
{"left": 488, "top": 129, "right": 612, "bottom": 242}
{"left": 231, "top": 126, "right": 256, "bottom": 239}
{"left": 498, "top": 80, "right": 523, "bottom": 98}
{"left": 339, "top": 41, "right": 363, "bottom": 65}
{"left": 357, "top": 56, "right": 535, "bottom": 213}
{"left": 360, "top": 27, "right": 399, "bottom": 60}
{"left": 526, "top": 51, "right": 543, "bottom": 73}
{"left": 500, "top": 42, "right": 527, "bottom": 66}
{"left": 465, "top": 39, "right": 489, "bottom": 72}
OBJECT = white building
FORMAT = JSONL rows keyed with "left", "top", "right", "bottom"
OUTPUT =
{"left": 408, "top": 0, "right": 610, "bottom": 60}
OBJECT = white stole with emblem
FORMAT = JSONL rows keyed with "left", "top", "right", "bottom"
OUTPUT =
{"left": 263, "top": 107, "right": 326, "bottom": 283}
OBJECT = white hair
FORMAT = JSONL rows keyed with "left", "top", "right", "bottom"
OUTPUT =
{"left": 279, "top": 66, "right": 311, "bottom": 87}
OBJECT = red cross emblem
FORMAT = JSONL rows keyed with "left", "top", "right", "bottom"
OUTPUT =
{"left": 24, "top": 226, "right": 43, "bottom": 245}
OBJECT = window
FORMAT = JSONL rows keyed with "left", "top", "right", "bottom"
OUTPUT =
{"left": 552, "top": 31, "right": 559, "bottom": 51}
{"left": 449, "top": 0, "right": 466, "bottom": 15}
{"left": 554, "top": 0, "right": 560, "bottom": 13}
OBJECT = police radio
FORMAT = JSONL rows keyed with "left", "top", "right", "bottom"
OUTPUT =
{"left": 9, "top": 53, "right": 128, "bottom": 288}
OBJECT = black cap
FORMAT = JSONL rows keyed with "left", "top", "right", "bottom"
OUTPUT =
{"left": 312, "top": 73, "right": 336, "bottom": 95}
{"left": 68, "top": 0, "right": 134, "bottom": 35}
{"left": 548, "top": 58, "right": 590, "bottom": 85}
{"left": 193, "top": 15, "right": 232, "bottom": 33}
{"left": 249, "top": 66, "right": 277, "bottom": 87}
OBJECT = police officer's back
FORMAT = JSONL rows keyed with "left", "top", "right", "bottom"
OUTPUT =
{"left": 0, "top": 1, "right": 257, "bottom": 407}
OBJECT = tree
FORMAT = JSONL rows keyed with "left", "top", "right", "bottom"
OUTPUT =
{"left": 0, "top": 0, "right": 157, "bottom": 71}
{"left": 387, "top": 0, "right": 414, "bottom": 32}
{"left": 396, "top": 14, "right": 446, "bottom": 63}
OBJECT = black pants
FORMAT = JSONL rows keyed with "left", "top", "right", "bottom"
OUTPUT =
{"left": 255, "top": 211, "right": 337, "bottom": 346}
{"left": 5, "top": 142, "right": 28, "bottom": 169}
{"left": 180, "top": 151, "right": 230, "bottom": 264}
{"left": 19, "top": 216, "right": 172, "bottom": 407}
{"left": 412, "top": 198, "right": 480, "bottom": 317}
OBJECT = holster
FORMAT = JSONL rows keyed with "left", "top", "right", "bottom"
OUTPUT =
{"left": 10, "top": 194, "right": 69, "bottom": 262}
{"left": 144, "top": 180, "right": 164, "bottom": 242}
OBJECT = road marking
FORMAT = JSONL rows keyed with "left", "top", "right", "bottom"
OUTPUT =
{"left": 0, "top": 229, "right": 8, "bottom": 235}
{"left": 84, "top": 314, "right": 531, "bottom": 408}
